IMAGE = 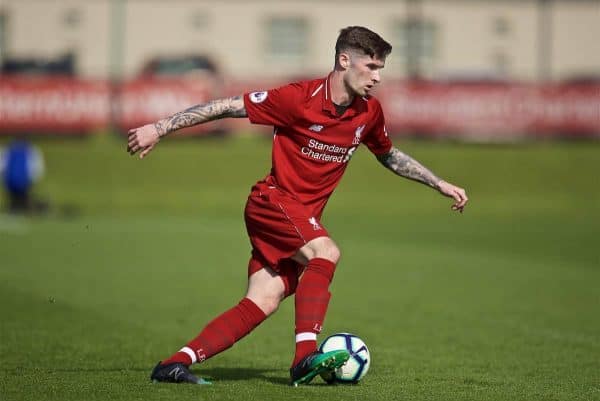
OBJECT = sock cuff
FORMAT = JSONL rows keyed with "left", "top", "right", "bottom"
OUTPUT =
{"left": 307, "top": 257, "right": 336, "bottom": 282}
{"left": 239, "top": 297, "right": 267, "bottom": 320}
{"left": 295, "top": 332, "right": 317, "bottom": 343}
{"left": 179, "top": 346, "right": 197, "bottom": 364}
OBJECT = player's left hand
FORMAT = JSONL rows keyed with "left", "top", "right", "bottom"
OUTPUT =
{"left": 436, "top": 181, "right": 469, "bottom": 213}
{"left": 127, "top": 124, "right": 160, "bottom": 159}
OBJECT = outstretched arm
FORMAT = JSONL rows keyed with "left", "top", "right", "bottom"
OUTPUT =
{"left": 127, "top": 95, "right": 246, "bottom": 158}
{"left": 377, "top": 146, "right": 469, "bottom": 212}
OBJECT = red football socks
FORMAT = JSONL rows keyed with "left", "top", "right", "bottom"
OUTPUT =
{"left": 161, "top": 297, "right": 267, "bottom": 366}
{"left": 292, "top": 257, "right": 336, "bottom": 367}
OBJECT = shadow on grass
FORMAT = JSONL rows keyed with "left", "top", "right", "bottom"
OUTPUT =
{"left": 3, "top": 365, "right": 328, "bottom": 386}
{"left": 1, "top": 366, "right": 150, "bottom": 374}
{"left": 197, "top": 366, "right": 287, "bottom": 385}
{"left": 197, "top": 366, "right": 335, "bottom": 386}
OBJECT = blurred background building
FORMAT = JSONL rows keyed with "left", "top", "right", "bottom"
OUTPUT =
{"left": 1, "top": 0, "right": 599, "bottom": 81}
{"left": 0, "top": 0, "right": 598, "bottom": 139}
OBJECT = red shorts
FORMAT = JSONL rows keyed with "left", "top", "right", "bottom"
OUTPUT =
{"left": 244, "top": 182, "right": 329, "bottom": 296}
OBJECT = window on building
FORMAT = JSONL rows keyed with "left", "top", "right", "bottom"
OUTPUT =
{"left": 492, "top": 16, "right": 511, "bottom": 37}
{"left": 190, "top": 11, "right": 210, "bottom": 31}
{"left": 63, "top": 8, "right": 81, "bottom": 29}
{"left": 0, "top": 12, "right": 5, "bottom": 63}
{"left": 492, "top": 49, "right": 510, "bottom": 76}
{"left": 265, "top": 17, "right": 308, "bottom": 61}
{"left": 394, "top": 18, "right": 438, "bottom": 77}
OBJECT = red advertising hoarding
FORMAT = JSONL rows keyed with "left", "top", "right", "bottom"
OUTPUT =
{"left": 0, "top": 76, "right": 219, "bottom": 135}
{"left": 377, "top": 81, "right": 600, "bottom": 139}
{"left": 117, "top": 78, "right": 222, "bottom": 135}
{"left": 0, "top": 77, "right": 110, "bottom": 133}
{"left": 1, "top": 76, "right": 599, "bottom": 139}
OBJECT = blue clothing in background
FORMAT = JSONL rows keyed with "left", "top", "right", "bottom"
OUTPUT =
{"left": 2, "top": 141, "right": 41, "bottom": 196}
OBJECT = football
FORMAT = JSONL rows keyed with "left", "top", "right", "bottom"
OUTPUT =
{"left": 319, "top": 332, "right": 371, "bottom": 383}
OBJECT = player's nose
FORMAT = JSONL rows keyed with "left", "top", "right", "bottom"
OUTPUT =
{"left": 372, "top": 71, "right": 380, "bottom": 84}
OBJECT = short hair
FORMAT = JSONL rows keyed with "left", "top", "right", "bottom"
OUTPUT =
{"left": 335, "top": 26, "right": 392, "bottom": 60}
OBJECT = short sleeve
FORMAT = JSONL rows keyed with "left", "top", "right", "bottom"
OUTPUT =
{"left": 243, "top": 83, "right": 302, "bottom": 127}
{"left": 362, "top": 101, "right": 393, "bottom": 156}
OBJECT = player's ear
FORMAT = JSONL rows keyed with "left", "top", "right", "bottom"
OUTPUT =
{"left": 338, "top": 52, "right": 351, "bottom": 70}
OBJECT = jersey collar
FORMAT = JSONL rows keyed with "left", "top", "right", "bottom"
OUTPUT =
{"left": 321, "top": 73, "right": 368, "bottom": 119}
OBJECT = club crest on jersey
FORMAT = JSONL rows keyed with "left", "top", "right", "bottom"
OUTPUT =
{"left": 353, "top": 124, "right": 366, "bottom": 145}
{"left": 308, "top": 217, "right": 322, "bottom": 231}
{"left": 309, "top": 124, "right": 324, "bottom": 132}
{"left": 249, "top": 91, "right": 268, "bottom": 103}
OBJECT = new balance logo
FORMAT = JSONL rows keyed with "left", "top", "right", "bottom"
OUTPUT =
{"left": 309, "top": 124, "right": 324, "bottom": 132}
{"left": 169, "top": 367, "right": 184, "bottom": 380}
{"left": 308, "top": 217, "right": 322, "bottom": 231}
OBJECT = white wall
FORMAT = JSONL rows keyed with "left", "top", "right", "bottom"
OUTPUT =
{"left": 3, "top": 0, "right": 111, "bottom": 78}
{"left": 552, "top": 1, "right": 600, "bottom": 79}
{"left": 2, "top": 0, "right": 599, "bottom": 81}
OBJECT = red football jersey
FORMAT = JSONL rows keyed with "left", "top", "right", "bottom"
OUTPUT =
{"left": 243, "top": 74, "right": 392, "bottom": 216}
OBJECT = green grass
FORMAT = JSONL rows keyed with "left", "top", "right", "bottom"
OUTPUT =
{"left": 1, "top": 134, "right": 599, "bottom": 401}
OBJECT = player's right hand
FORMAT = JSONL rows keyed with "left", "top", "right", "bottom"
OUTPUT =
{"left": 127, "top": 124, "right": 160, "bottom": 159}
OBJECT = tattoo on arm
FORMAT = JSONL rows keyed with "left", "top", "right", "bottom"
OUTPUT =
{"left": 154, "top": 95, "right": 247, "bottom": 137}
{"left": 376, "top": 147, "right": 442, "bottom": 188}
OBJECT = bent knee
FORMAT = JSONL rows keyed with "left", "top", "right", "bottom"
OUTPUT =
{"left": 246, "top": 267, "right": 286, "bottom": 316}
{"left": 296, "top": 237, "right": 341, "bottom": 265}
{"left": 319, "top": 243, "right": 341, "bottom": 264}
{"left": 249, "top": 295, "right": 282, "bottom": 316}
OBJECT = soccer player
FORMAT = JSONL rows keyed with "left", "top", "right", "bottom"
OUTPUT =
{"left": 1, "top": 139, "right": 45, "bottom": 214}
{"left": 127, "top": 26, "right": 468, "bottom": 386}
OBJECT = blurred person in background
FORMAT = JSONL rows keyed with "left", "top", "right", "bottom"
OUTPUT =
{"left": 127, "top": 26, "right": 468, "bottom": 386}
{"left": 0, "top": 139, "right": 46, "bottom": 214}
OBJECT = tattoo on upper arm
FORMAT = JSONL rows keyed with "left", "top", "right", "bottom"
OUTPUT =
{"left": 377, "top": 147, "right": 441, "bottom": 188}
{"left": 154, "top": 95, "right": 247, "bottom": 136}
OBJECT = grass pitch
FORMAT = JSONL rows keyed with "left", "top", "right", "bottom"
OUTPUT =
{"left": 1, "top": 134, "right": 599, "bottom": 401}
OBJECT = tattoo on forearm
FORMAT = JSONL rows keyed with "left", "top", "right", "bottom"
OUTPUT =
{"left": 377, "top": 147, "right": 442, "bottom": 188}
{"left": 154, "top": 95, "right": 247, "bottom": 137}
